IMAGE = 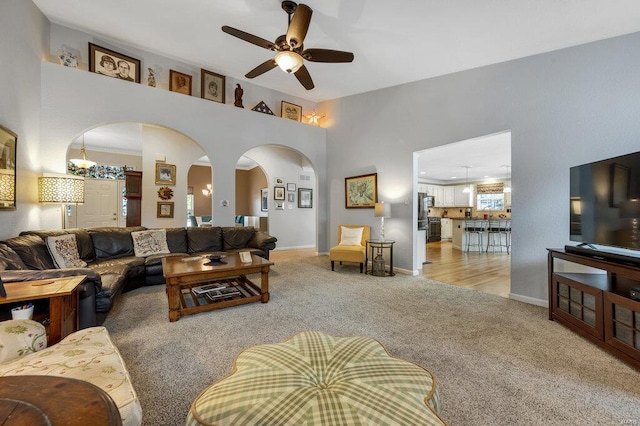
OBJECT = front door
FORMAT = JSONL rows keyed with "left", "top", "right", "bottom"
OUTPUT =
{"left": 74, "top": 178, "right": 121, "bottom": 228}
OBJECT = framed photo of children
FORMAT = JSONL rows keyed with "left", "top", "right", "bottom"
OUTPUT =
{"left": 298, "top": 188, "right": 312, "bottom": 208}
{"left": 157, "top": 202, "right": 174, "bottom": 218}
{"left": 155, "top": 163, "right": 176, "bottom": 185}
{"left": 274, "top": 186, "right": 285, "bottom": 201}
{"left": 88, "top": 43, "right": 141, "bottom": 83}
{"left": 201, "top": 69, "right": 226, "bottom": 104}
{"left": 281, "top": 101, "right": 302, "bottom": 122}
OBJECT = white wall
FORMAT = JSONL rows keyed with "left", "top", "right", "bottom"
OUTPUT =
{"left": 321, "top": 32, "right": 640, "bottom": 304}
{"left": 0, "top": 0, "right": 49, "bottom": 238}
{"left": 244, "top": 146, "right": 317, "bottom": 250}
{"left": 39, "top": 62, "right": 329, "bottom": 250}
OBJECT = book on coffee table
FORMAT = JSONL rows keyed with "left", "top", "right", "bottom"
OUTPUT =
{"left": 206, "top": 287, "right": 240, "bottom": 301}
{"left": 192, "top": 283, "right": 226, "bottom": 294}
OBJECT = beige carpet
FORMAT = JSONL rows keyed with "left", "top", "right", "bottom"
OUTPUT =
{"left": 103, "top": 255, "right": 640, "bottom": 425}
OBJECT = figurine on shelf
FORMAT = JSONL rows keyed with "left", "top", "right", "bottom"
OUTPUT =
{"left": 234, "top": 84, "right": 244, "bottom": 108}
{"left": 57, "top": 49, "right": 78, "bottom": 68}
{"left": 147, "top": 68, "right": 156, "bottom": 87}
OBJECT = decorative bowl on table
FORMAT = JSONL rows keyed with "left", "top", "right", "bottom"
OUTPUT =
{"left": 208, "top": 254, "right": 225, "bottom": 262}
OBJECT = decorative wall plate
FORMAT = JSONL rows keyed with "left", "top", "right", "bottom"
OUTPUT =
{"left": 158, "top": 186, "right": 174, "bottom": 200}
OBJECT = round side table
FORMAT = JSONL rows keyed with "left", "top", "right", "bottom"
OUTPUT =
{"left": 0, "top": 376, "right": 121, "bottom": 425}
{"left": 366, "top": 239, "right": 395, "bottom": 276}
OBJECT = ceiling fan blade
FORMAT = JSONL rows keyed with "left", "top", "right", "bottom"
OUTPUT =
{"left": 286, "top": 4, "right": 312, "bottom": 49}
{"left": 222, "top": 26, "right": 274, "bottom": 50}
{"left": 302, "top": 48, "right": 354, "bottom": 63}
{"left": 245, "top": 59, "right": 277, "bottom": 79}
{"left": 294, "top": 65, "right": 314, "bottom": 90}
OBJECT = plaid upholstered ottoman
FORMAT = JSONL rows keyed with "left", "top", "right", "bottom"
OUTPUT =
{"left": 187, "top": 331, "right": 446, "bottom": 425}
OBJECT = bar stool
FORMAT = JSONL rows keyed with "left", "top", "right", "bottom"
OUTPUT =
{"left": 486, "top": 219, "right": 510, "bottom": 253}
{"left": 464, "top": 219, "right": 487, "bottom": 252}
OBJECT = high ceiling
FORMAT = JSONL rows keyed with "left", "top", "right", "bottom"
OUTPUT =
{"left": 34, "top": 0, "right": 640, "bottom": 103}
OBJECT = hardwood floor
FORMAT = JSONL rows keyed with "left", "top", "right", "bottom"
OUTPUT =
{"left": 271, "top": 242, "right": 511, "bottom": 298}
{"left": 422, "top": 240, "right": 511, "bottom": 298}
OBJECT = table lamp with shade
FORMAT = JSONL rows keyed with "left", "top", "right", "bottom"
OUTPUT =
{"left": 38, "top": 174, "right": 84, "bottom": 228}
{"left": 374, "top": 201, "right": 391, "bottom": 241}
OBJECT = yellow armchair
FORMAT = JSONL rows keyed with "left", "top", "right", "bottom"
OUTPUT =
{"left": 329, "top": 225, "right": 370, "bottom": 273}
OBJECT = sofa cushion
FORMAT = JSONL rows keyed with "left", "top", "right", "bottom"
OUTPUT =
{"left": 187, "top": 227, "right": 223, "bottom": 253}
{"left": 163, "top": 228, "right": 188, "bottom": 253}
{"left": 2, "top": 235, "right": 55, "bottom": 270}
{"left": 131, "top": 229, "right": 170, "bottom": 257}
{"left": 222, "top": 227, "right": 256, "bottom": 250}
{"left": 0, "top": 319, "right": 47, "bottom": 363}
{"left": 0, "top": 243, "right": 27, "bottom": 271}
{"left": 20, "top": 229, "right": 96, "bottom": 263}
{"left": 90, "top": 228, "right": 138, "bottom": 260}
{"left": 45, "top": 234, "right": 87, "bottom": 269}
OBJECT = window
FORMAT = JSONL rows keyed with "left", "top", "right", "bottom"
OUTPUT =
{"left": 477, "top": 193, "right": 505, "bottom": 210}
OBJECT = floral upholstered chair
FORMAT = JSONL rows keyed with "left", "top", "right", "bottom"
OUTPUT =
{"left": 0, "top": 319, "right": 142, "bottom": 426}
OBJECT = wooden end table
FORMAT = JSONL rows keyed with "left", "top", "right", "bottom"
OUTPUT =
{"left": 0, "top": 275, "right": 85, "bottom": 345}
{"left": 162, "top": 253, "right": 273, "bottom": 322}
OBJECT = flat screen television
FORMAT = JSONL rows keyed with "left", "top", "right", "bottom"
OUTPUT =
{"left": 570, "top": 150, "right": 640, "bottom": 256}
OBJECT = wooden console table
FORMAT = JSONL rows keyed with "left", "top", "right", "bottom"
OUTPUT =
{"left": 547, "top": 249, "right": 640, "bottom": 369}
{"left": 0, "top": 276, "right": 84, "bottom": 345}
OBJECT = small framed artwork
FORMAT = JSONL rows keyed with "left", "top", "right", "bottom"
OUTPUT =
{"left": 287, "top": 193, "right": 295, "bottom": 203}
{"left": 274, "top": 186, "right": 285, "bottom": 201}
{"left": 169, "top": 70, "right": 192, "bottom": 95}
{"left": 281, "top": 101, "right": 302, "bottom": 122}
{"left": 0, "top": 125, "right": 17, "bottom": 210}
{"left": 275, "top": 201, "right": 284, "bottom": 210}
{"left": 275, "top": 177, "right": 285, "bottom": 185}
{"left": 298, "top": 188, "right": 313, "bottom": 208}
{"left": 345, "top": 173, "right": 377, "bottom": 208}
{"left": 88, "top": 43, "right": 140, "bottom": 83}
{"left": 261, "top": 188, "right": 268, "bottom": 212}
{"left": 287, "top": 183, "right": 296, "bottom": 192}
{"left": 157, "top": 202, "right": 174, "bottom": 218}
{"left": 155, "top": 163, "right": 176, "bottom": 185}
{"left": 201, "top": 69, "right": 226, "bottom": 103}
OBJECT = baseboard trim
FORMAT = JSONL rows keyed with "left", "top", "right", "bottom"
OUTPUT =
{"left": 509, "top": 293, "right": 547, "bottom": 307}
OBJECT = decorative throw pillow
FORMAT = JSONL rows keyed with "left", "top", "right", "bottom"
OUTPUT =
{"left": 46, "top": 234, "right": 87, "bottom": 269}
{"left": 0, "top": 319, "right": 47, "bottom": 363}
{"left": 131, "top": 229, "right": 170, "bottom": 258}
{"left": 339, "top": 226, "right": 364, "bottom": 246}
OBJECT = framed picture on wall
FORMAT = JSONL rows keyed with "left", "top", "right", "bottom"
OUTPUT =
{"left": 287, "top": 183, "right": 296, "bottom": 192}
{"left": 287, "top": 192, "right": 295, "bottom": 203}
{"left": 261, "top": 188, "right": 268, "bottom": 211}
{"left": 345, "top": 173, "right": 377, "bottom": 208}
{"left": 281, "top": 101, "right": 302, "bottom": 122}
{"left": 157, "top": 202, "right": 174, "bottom": 218}
{"left": 201, "top": 69, "right": 226, "bottom": 103}
{"left": 298, "top": 188, "right": 312, "bottom": 208}
{"left": 274, "top": 186, "right": 285, "bottom": 200}
{"left": 169, "top": 70, "right": 192, "bottom": 96}
{"left": 0, "top": 125, "right": 17, "bottom": 210}
{"left": 155, "top": 163, "right": 176, "bottom": 185}
{"left": 88, "top": 43, "right": 141, "bottom": 83}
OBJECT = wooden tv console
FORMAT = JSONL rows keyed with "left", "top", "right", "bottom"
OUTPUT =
{"left": 547, "top": 249, "right": 640, "bottom": 369}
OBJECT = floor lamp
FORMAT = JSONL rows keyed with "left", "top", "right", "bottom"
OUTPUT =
{"left": 38, "top": 174, "right": 84, "bottom": 229}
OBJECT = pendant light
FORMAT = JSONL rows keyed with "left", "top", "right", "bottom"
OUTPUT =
{"left": 503, "top": 165, "right": 512, "bottom": 193}
{"left": 462, "top": 166, "right": 471, "bottom": 193}
{"left": 69, "top": 135, "right": 97, "bottom": 169}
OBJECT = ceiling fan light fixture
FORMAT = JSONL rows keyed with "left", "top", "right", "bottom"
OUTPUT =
{"left": 275, "top": 51, "right": 303, "bottom": 73}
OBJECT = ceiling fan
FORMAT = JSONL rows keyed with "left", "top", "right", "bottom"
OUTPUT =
{"left": 222, "top": 1, "right": 354, "bottom": 90}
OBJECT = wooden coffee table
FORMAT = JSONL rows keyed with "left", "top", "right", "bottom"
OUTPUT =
{"left": 162, "top": 253, "right": 273, "bottom": 322}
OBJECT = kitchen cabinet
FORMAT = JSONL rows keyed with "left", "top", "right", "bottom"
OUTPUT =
{"left": 442, "top": 187, "right": 455, "bottom": 206}
{"left": 433, "top": 186, "right": 445, "bottom": 207}
{"left": 454, "top": 184, "right": 473, "bottom": 207}
{"left": 441, "top": 218, "right": 452, "bottom": 240}
{"left": 417, "top": 183, "right": 429, "bottom": 193}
